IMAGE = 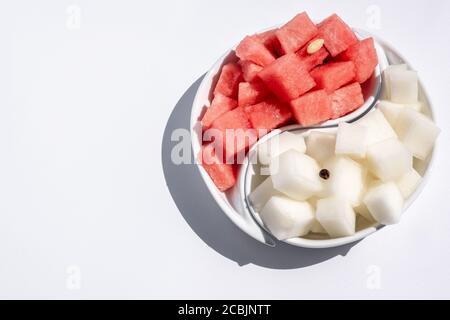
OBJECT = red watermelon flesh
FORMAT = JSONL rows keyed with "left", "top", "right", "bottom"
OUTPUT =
{"left": 318, "top": 14, "right": 358, "bottom": 57}
{"left": 330, "top": 82, "right": 364, "bottom": 119}
{"left": 276, "top": 12, "right": 318, "bottom": 54}
{"left": 258, "top": 29, "right": 283, "bottom": 57}
{"left": 201, "top": 93, "right": 238, "bottom": 128}
{"left": 244, "top": 98, "right": 292, "bottom": 131}
{"left": 297, "top": 41, "right": 329, "bottom": 71}
{"left": 310, "top": 61, "right": 356, "bottom": 93}
{"left": 236, "top": 35, "right": 276, "bottom": 67}
{"left": 239, "top": 60, "right": 264, "bottom": 82}
{"left": 290, "top": 89, "right": 332, "bottom": 126}
{"left": 238, "top": 81, "right": 270, "bottom": 107}
{"left": 258, "top": 53, "right": 316, "bottom": 102}
{"left": 338, "top": 38, "right": 378, "bottom": 83}
{"left": 214, "top": 63, "right": 243, "bottom": 98}
{"left": 199, "top": 144, "right": 236, "bottom": 192}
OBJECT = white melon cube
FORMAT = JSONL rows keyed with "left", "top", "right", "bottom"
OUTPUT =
{"left": 316, "top": 197, "right": 356, "bottom": 237}
{"left": 258, "top": 132, "right": 306, "bottom": 165}
{"left": 249, "top": 177, "right": 280, "bottom": 212}
{"left": 383, "top": 64, "right": 408, "bottom": 99}
{"left": 396, "top": 169, "right": 421, "bottom": 199}
{"left": 335, "top": 122, "right": 368, "bottom": 159}
{"left": 321, "top": 156, "right": 366, "bottom": 206}
{"left": 356, "top": 109, "right": 397, "bottom": 146}
{"left": 305, "top": 131, "right": 336, "bottom": 164}
{"left": 377, "top": 100, "right": 404, "bottom": 126}
{"left": 394, "top": 108, "right": 440, "bottom": 160}
{"left": 363, "top": 182, "right": 404, "bottom": 225}
{"left": 270, "top": 150, "right": 323, "bottom": 200}
{"left": 390, "top": 69, "right": 418, "bottom": 104}
{"left": 366, "top": 138, "right": 412, "bottom": 181}
{"left": 259, "top": 196, "right": 315, "bottom": 240}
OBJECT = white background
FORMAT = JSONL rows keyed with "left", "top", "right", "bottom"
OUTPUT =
{"left": 0, "top": 0, "right": 449, "bottom": 299}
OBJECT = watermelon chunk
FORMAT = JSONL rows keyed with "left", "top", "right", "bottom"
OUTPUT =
{"left": 310, "top": 61, "right": 356, "bottom": 93}
{"left": 201, "top": 93, "right": 238, "bottom": 128}
{"left": 239, "top": 60, "right": 264, "bottom": 82}
{"left": 297, "top": 40, "right": 329, "bottom": 71}
{"left": 330, "top": 82, "right": 364, "bottom": 119}
{"left": 238, "top": 81, "right": 270, "bottom": 107}
{"left": 338, "top": 38, "right": 378, "bottom": 83}
{"left": 214, "top": 63, "right": 243, "bottom": 98}
{"left": 258, "top": 29, "right": 283, "bottom": 57}
{"left": 244, "top": 98, "right": 292, "bottom": 131}
{"left": 199, "top": 144, "right": 236, "bottom": 192}
{"left": 318, "top": 14, "right": 358, "bottom": 57}
{"left": 258, "top": 53, "right": 316, "bottom": 102}
{"left": 236, "top": 35, "right": 276, "bottom": 67}
{"left": 276, "top": 12, "right": 318, "bottom": 54}
{"left": 290, "top": 89, "right": 332, "bottom": 126}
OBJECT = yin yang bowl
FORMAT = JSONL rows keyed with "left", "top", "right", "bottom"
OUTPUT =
{"left": 190, "top": 28, "right": 437, "bottom": 248}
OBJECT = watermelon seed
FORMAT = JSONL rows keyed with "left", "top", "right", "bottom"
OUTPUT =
{"left": 319, "top": 169, "right": 330, "bottom": 180}
{"left": 307, "top": 39, "right": 324, "bottom": 55}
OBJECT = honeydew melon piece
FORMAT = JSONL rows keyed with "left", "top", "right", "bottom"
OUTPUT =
{"left": 366, "top": 138, "right": 412, "bottom": 181}
{"left": 249, "top": 177, "right": 280, "bottom": 212}
{"left": 355, "top": 109, "right": 397, "bottom": 146}
{"left": 396, "top": 168, "right": 421, "bottom": 199}
{"left": 394, "top": 108, "right": 440, "bottom": 160}
{"left": 335, "top": 122, "right": 368, "bottom": 159}
{"left": 382, "top": 64, "right": 408, "bottom": 99}
{"left": 270, "top": 150, "right": 323, "bottom": 200}
{"left": 257, "top": 132, "right": 306, "bottom": 165}
{"left": 321, "top": 156, "right": 366, "bottom": 206}
{"left": 390, "top": 69, "right": 419, "bottom": 104}
{"left": 316, "top": 197, "right": 356, "bottom": 237}
{"left": 259, "top": 195, "right": 315, "bottom": 240}
{"left": 363, "top": 182, "right": 404, "bottom": 225}
{"left": 305, "top": 131, "right": 336, "bottom": 164}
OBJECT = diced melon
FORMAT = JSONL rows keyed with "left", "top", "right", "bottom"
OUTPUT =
{"left": 310, "top": 220, "right": 327, "bottom": 234}
{"left": 290, "top": 89, "right": 332, "bottom": 126}
{"left": 310, "top": 61, "right": 356, "bottom": 93}
{"left": 213, "top": 63, "right": 243, "bottom": 98}
{"left": 394, "top": 108, "right": 440, "bottom": 160}
{"left": 390, "top": 69, "right": 418, "bottom": 104}
{"left": 239, "top": 60, "right": 264, "bottom": 82}
{"left": 306, "top": 131, "right": 336, "bottom": 164}
{"left": 377, "top": 100, "right": 404, "bottom": 127}
{"left": 257, "top": 131, "right": 306, "bottom": 165}
{"left": 244, "top": 98, "right": 292, "bottom": 131}
{"left": 249, "top": 177, "right": 280, "bottom": 212}
{"left": 337, "top": 38, "right": 378, "bottom": 83}
{"left": 335, "top": 122, "right": 368, "bottom": 159}
{"left": 363, "top": 182, "right": 404, "bottom": 225}
{"left": 330, "top": 82, "right": 364, "bottom": 119}
{"left": 259, "top": 196, "right": 315, "bottom": 240}
{"left": 201, "top": 93, "right": 238, "bottom": 128}
{"left": 396, "top": 168, "right": 421, "bottom": 199}
{"left": 355, "top": 109, "right": 397, "bottom": 146}
{"left": 199, "top": 144, "right": 236, "bottom": 192}
{"left": 382, "top": 64, "right": 407, "bottom": 99}
{"left": 316, "top": 197, "right": 356, "bottom": 237}
{"left": 236, "top": 35, "right": 276, "bottom": 67}
{"left": 258, "top": 29, "right": 283, "bottom": 57}
{"left": 275, "top": 12, "right": 318, "bottom": 54}
{"left": 238, "top": 81, "right": 269, "bottom": 107}
{"left": 317, "top": 14, "right": 358, "bottom": 57}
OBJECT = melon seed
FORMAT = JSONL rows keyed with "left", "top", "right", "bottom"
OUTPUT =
{"left": 319, "top": 169, "right": 330, "bottom": 180}
{"left": 307, "top": 39, "right": 325, "bottom": 55}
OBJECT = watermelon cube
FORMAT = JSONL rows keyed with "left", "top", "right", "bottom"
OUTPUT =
{"left": 199, "top": 144, "right": 236, "bottom": 192}
{"left": 290, "top": 89, "right": 332, "bottom": 126}
{"left": 213, "top": 63, "right": 243, "bottom": 98}
{"left": 244, "top": 98, "right": 292, "bottom": 131}
{"left": 310, "top": 61, "right": 356, "bottom": 93}
{"left": 239, "top": 60, "right": 264, "bottom": 82}
{"left": 258, "top": 53, "right": 316, "bottom": 102}
{"left": 297, "top": 40, "right": 329, "bottom": 71}
{"left": 238, "top": 81, "right": 270, "bottom": 107}
{"left": 258, "top": 29, "right": 283, "bottom": 57}
{"left": 236, "top": 35, "right": 276, "bottom": 67}
{"left": 201, "top": 93, "right": 238, "bottom": 128}
{"left": 275, "top": 12, "right": 318, "bottom": 54}
{"left": 318, "top": 14, "right": 358, "bottom": 57}
{"left": 338, "top": 38, "right": 378, "bottom": 83}
{"left": 330, "top": 82, "right": 364, "bottom": 119}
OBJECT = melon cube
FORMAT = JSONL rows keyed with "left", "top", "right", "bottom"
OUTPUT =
{"left": 306, "top": 131, "right": 336, "bottom": 164}
{"left": 382, "top": 64, "right": 407, "bottom": 99}
{"left": 338, "top": 38, "right": 378, "bottom": 83}
{"left": 396, "top": 168, "right": 421, "bottom": 199}
{"left": 390, "top": 69, "right": 418, "bottom": 104}
{"left": 363, "top": 182, "right": 404, "bottom": 225}
{"left": 316, "top": 197, "right": 356, "bottom": 237}
{"left": 275, "top": 12, "right": 318, "bottom": 54}
{"left": 258, "top": 29, "right": 283, "bottom": 57}
{"left": 257, "top": 131, "right": 306, "bottom": 165}
{"left": 330, "top": 82, "right": 364, "bottom": 119}
{"left": 270, "top": 150, "right": 323, "bottom": 200}
{"left": 199, "top": 144, "right": 236, "bottom": 192}
{"left": 201, "top": 93, "right": 237, "bottom": 128}
{"left": 310, "top": 61, "right": 356, "bottom": 93}
{"left": 249, "top": 177, "right": 280, "bottom": 212}
{"left": 290, "top": 89, "right": 332, "bottom": 126}
{"left": 366, "top": 138, "right": 413, "bottom": 181}
{"left": 259, "top": 196, "right": 315, "bottom": 240}
{"left": 394, "top": 108, "right": 440, "bottom": 160}
{"left": 244, "top": 98, "right": 292, "bottom": 131}
{"left": 355, "top": 109, "right": 397, "bottom": 146}
{"left": 238, "top": 81, "right": 269, "bottom": 107}
{"left": 335, "top": 122, "right": 368, "bottom": 159}
{"left": 318, "top": 14, "right": 358, "bottom": 57}
{"left": 239, "top": 60, "right": 264, "bottom": 83}
{"left": 236, "top": 35, "right": 276, "bottom": 67}
{"left": 297, "top": 41, "right": 329, "bottom": 71}
{"left": 213, "top": 63, "right": 243, "bottom": 98}
{"left": 377, "top": 100, "right": 404, "bottom": 127}
{"left": 258, "top": 53, "right": 316, "bottom": 102}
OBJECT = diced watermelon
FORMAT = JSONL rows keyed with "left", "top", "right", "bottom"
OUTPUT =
{"left": 310, "top": 61, "right": 356, "bottom": 93}
{"left": 201, "top": 93, "right": 238, "bottom": 128}
{"left": 330, "top": 82, "right": 364, "bottom": 119}
{"left": 244, "top": 98, "right": 292, "bottom": 131}
{"left": 275, "top": 12, "right": 318, "bottom": 54}
{"left": 318, "top": 14, "right": 358, "bottom": 57}
{"left": 238, "top": 81, "right": 270, "bottom": 107}
{"left": 258, "top": 29, "right": 283, "bottom": 57}
{"left": 239, "top": 60, "right": 264, "bottom": 82}
{"left": 258, "top": 53, "right": 316, "bottom": 102}
{"left": 214, "top": 63, "right": 243, "bottom": 98}
{"left": 236, "top": 35, "right": 276, "bottom": 67}
{"left": 297, "top": 40, "right": 329, "bottom": 71}
{"left": 199, "top": 144, "right": 236, "bottom": 192}
{"left": 337, "top": 38, "right": 378, "bottom": 83}
{"left": 290, "top": 89, "right": 332, "bottom": 126}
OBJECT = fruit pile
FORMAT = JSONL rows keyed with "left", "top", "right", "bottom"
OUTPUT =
{"left": 249, "top": 64, "right": 440, "bottom": 240}
{"left": 199, "top": 12, "right": 379, "bottom": 192}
